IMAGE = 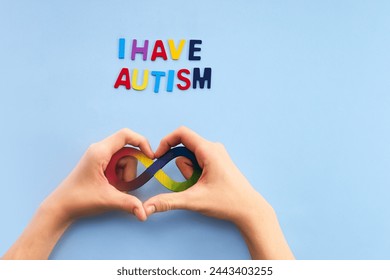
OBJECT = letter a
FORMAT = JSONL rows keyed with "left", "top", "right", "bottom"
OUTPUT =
{"left": 151, "top": 40, "right": 168, "bottom": 61}
{"left": 114, "top": 68, "right": 131, "bottom": 89}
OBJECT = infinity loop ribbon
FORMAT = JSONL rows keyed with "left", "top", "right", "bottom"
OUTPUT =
{"left": 105, "top": 146, "right": 202, "bottom": 192}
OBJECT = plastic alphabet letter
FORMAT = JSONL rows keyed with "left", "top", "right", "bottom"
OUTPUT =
{"left": 188, "top": 39, "right": 202, "bottom": 61}
{"left": 131, "top": 69, "right": 149, "bottom": 91}
{"left": 166, "top": 70, "right": 175, "bottom": 92}
{"left": 131, "top": 39, "right": 149, "bottom": 61}
{"left": 118, "top": 38, "right": 125, "bottom": 59}
{"left": 151, "top": 71, "right": 166, "bottom": 93}
{"left": 151, "top": 40, "right": 168, "bottom": 61}
{"left": 192, "top": 67, "right": 212, "bottom": 89}
{"left": 168, "top": 39, "right": 186, "bottom": 60}
{"left": 177, "top": 68, "right": 191, "bottom": 90}
{"left": 114, "top": 68, "right": 131, "bottom": 89}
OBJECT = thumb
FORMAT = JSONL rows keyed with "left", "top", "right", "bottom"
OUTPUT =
{"left": 143, "top": 192, "right": 190, "bottom": 216}
{"left": 108, "top": 189, "right": 147, "bottom": 221}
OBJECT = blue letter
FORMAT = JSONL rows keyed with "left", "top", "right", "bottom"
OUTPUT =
{"left": 167, "top": 70, "right": 175, "bottom": 92}
{"left": 188, "top": 40, "right": 202, "bottom": 61}
{"left": 193, "top": 68, "right": 211, "bottom": 89}
{"left": 151, "top": 71, "right": 166, "bottom": 93}
{"left": 118, "top": 38, "right": 125, "bottom": 59}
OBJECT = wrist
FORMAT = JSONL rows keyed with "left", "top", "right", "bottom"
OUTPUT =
{"left": 233, "top": 193, "right": 276, "bottom": 231}
{"left": 39, "top": 196, "right": 75, "bottom": 229}
{"left": 232, "top": 193, "right": 294, "bottom": 260}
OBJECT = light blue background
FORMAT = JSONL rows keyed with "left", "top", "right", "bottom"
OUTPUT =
{"left": 0, "top": 0, "right": 389, "bottom": 259}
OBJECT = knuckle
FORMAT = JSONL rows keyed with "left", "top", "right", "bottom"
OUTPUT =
{"left": 156, "top": 198, "right": 174, "bottom": 212}
{"left": 119, "top": 127, "right": 132, "bottom": 136}
{"left": 197, "top": 142, "right": 208, "bottom": 152}
{"left": 199, "top": 140, "right": 215, "bottom": 152}
{"left": 177, "top": 125, "right": 189, "bottom": 133}
{"left": 87, "top": 142, "right": 100, "bottom": 155}
{"left": 122, "top": 195, "right": 137, "bottom": 212}
{"left": 87, "top": 142, "right": 107, "bottom": 160}
{"left": 196, "top": 142, "right": 225, "bottom": 160}
{"left": 139, "top": 135, "right": 147, "bottom": 143}
{"left": 213, "top": 142, "right": 226, "bottom": 152}
{"left": 159, "top": 137, "right": 168, "bottom": 146}
{"left": 195, "top": 142, "right": 210, "bottom": 158}
{"left": 119, "top": 195, "right": 129, "bottom": 210}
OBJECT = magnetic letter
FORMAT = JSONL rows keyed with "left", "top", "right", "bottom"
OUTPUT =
{"left": 118, "top": 38, "right": 125, "bottom": 59}
{"left": 167, "top": 70, "right": 175, "bottom": 92}
{"left": 151, "top": 40, "right": 168, "bottom": 61}
{"left": 131, "top": 39, "right": 149, "bottom": 61}
{"left": 168, "top": 39, "right": 185, "bottom": 60}
{"left": 151, "top": 71, "right": 166, "bottom": 93}
{"left": 114, "top": 68, "right": 131, "bottom": 89}
{"left": 177, "top": 69, "right": 191, "bottom": 90}
{"left": 188, "top": 39, "right": 202, "bottom": 61}
{"left": 192, "top": 67, "right": 211, "bottom": 89}
{"left": 131, "top": 69, "right": 149, "bottom": 91}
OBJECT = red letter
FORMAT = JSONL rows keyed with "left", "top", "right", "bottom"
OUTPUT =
{"left": 177, "top": 68, "right": 191, "bottom": 90}
{"left": 151, "top": 40, "right": 168, "bottom": 61}
{"left": 114, "top": 68, "right": 131, "bottom": 89}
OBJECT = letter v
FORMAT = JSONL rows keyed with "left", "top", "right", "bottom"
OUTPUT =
{"left": 168, "top": 39, "right": 185, "bottom": 60}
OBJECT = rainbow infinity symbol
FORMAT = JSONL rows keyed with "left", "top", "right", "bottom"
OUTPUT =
{"left": 105, "top": 146, "right": 202, "bottom": 192}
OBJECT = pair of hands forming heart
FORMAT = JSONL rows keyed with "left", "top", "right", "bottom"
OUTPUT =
{"left": 43, "top": 126, "right": 262, "bottom": 225}
{"left": 3, "top": 126, "right": 295, "bottom": 260}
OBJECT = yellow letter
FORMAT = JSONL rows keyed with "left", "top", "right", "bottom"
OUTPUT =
{"left": 131, "top": 69, "right": 149, "bottom": 90}
{"left": 168, "top": 39, "right": 185, "bottom": 60}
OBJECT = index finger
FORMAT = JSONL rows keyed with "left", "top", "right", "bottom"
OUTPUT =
{"left": 100, "top": 128, "right": 154, "bottom": 159}
{"left": 155, "top": 126, "right": 208, "bottom": 158}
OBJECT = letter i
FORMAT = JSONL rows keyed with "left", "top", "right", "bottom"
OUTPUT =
{"left": 118, "top": 38, "right": 125, "bottom": 59}
{"left": 167, "top": 70, "right": 175, "bottom": 92}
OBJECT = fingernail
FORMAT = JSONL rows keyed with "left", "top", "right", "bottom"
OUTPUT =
{"left": 133, "top": 207, "right": 139, "bottom": 216}
{"left": 146, "top": 205, "right": 156, "bottom": 216}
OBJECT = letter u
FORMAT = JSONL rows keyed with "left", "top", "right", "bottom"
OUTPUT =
{"left": 131, "top": 69, "right": 149, "bottom": 90}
